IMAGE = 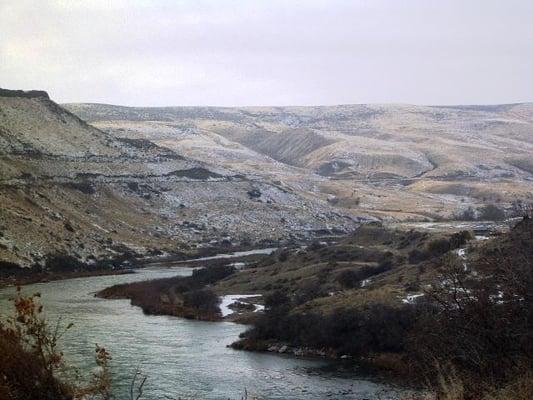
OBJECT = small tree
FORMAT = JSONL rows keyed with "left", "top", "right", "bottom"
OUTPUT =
{"left": 0, "top": 288, "right": 112, "bottom": 399}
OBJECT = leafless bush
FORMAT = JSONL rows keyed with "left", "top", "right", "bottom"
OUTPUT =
{"left": 407, "top": 220, "right": 533, "bottom": 398}
{"left": 0, "top": 288, "right": 112, "bottom": 399}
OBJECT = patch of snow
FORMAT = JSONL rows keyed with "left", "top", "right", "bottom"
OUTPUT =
{"left": 455, "top": 248, "right": 466, "bottom": 258}
{"left": 453, "top": 248, "right": 470, "bottom": 271}
{"left": 219, "top": 294, "right": 263, "bottom": 317}
{"left": 183, "top": 247, "right": 278, "bottom": 263}
{"left": 227, "top": 261, "right": 246, "bottom": 269}
{"left": 91, "top": 223, "right": 110, "bottom": 233}
{"left": 402, "top": 293, "right": 425, "bottom": 304}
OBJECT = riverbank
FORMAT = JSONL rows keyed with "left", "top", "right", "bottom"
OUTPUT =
{"left": 97, "top": 222, "right": 475, "bottom": 325}
{"left": 228, "top": 338, "right": 417, "bottom": 387}
{"left": 96, "top": 262, "right": 239, "bottom": 321}
{"left": 0, "top": 264, "right": 398, "bottom": 400}
{"left": 0, "top": 242, "right": 282, "bottom": 290}
{"left": 228, "top": 218, "right": 533, "bottom": 399}
{"left": 0, "top": 268, "right": 136, "bottom": 289}
{"left": 86, "top": 220, "right": 533, "bottom": 399}
{"left": 95, "top": 246, "right": 282, "bottom": 321}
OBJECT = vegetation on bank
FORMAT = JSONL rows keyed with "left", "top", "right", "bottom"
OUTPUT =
{"left": 97, "top": 264, "right": 236, "bottom": 320}
{"left": 0, "top": 240, "right": 278, "bottom": 289}
{"left": 0, "top": 253, "right": 138, "bottom": 288}
{"left": 0, "top": 289, "right": 113, "bottom": 399}
{"left": 451, "top": 200, "right": 533, "bottom": 222}
{"left": 0, "top": 289, "right": 264, "bottom": 399}
{"left": 232, "top": 217, "right": 533, "bottom": 399}
{"left": 7, "top": 217, "right": 528, "bottom": 399}
{"left": 215, "top": 224, "right": 473, "bottom": 310}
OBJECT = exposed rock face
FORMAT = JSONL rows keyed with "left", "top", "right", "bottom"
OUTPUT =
{"left": 0, "top": 92, "right": 358, "bottom": 266}
{"left": 65, "top": 102, "right": 533, "bottom": 221}
{"left": 2, "top": 91, "right": 533, "bottom": 267}
{"left": 0, "top": 88, "right": 50, "bottom": 99}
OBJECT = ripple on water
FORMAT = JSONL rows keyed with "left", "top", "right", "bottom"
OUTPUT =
{"left": 0, "top": 265, "right": 398, "bottom": 399}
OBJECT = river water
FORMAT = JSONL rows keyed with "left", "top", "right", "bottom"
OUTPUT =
{"left": 0, "top": 265, "right": 399, "bottom": 400}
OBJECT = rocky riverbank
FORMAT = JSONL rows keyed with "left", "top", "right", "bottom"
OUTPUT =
{"left": 229, "top": 338, "right": 340, "bottom": 359}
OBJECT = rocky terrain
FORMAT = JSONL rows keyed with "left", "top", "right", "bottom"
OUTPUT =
{"left": 1, "top": 88, "right": 532, "bottom": 268}
{"left": 0, "top": 89, "right": 356, "bottom": 267}
{"left": 66, "top": 102, "right": 533, "bottom": 222}
{"left": 97, "top": 222, "right": 474, "bottom": 323}
{"left": 2, "top": 89, "right": 532, "bottom": 399}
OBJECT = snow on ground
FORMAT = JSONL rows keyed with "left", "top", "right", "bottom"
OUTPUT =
{"left": 454, "top": 247, "right": 469, "bottom": 271}
{"left": 455, "top": 248, "right": 466, "bottom": 258}
{"left": 227, "top": 262, "right": 246, "bottom": 269}
{"left": 402, "top": 293, "right": 425, "bottom": 304}
{"left": 183, "top": 248, "right": 278, "bottom": 263}
{"left": 219, "top": 294, "right": 264, "bottom": 317}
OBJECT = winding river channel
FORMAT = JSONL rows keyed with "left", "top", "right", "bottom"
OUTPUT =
{"left": 0, "top": 262, "right": 399, "bottom": 399}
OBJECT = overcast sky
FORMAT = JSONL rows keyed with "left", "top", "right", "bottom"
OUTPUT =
{"left": 1, "top": 0, "right": 532, "bottom": 106}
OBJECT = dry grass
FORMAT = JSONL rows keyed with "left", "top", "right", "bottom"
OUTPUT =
{"left": 414, "top": 369, "right": 533, "bottom": 400}
{"left": 305, "top": 285, "right": 404, "bottom": 313}
{"left": 480, "top": 370, "right": 533, "bottom": 400}
{"left": 399, "top": 369, "right": 533, "bottom": 400}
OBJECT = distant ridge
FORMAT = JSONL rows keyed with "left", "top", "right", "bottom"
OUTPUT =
{"left": 0, "top": 88, "right": 49, "bottom": 99}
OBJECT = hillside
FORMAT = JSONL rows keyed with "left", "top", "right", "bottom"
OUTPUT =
{"left": 0, "top": 89, "right": 356, "bottom": 267}
{"left": 2, "top": 91, "right": 532, "bottom": 267}
{"left": 66, "top": 102, "right": 533, "bottom": 221}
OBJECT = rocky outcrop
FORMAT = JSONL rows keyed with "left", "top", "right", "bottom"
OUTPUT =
{"left": 64, "top": 101, "right": 533, "bottom": 222}
{"left": 0, "top": 91, "right": 358, "bottom": 267}
{"left": 0, "top": 88, "right": 49, "bottom": 99}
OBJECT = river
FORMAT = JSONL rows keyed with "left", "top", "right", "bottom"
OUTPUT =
{"left": 0, "top": 264, "right": 399, "bottom": 400}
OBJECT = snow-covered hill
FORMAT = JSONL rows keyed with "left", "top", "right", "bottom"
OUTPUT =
{"left": 0, "top": 90, "right": 357, "bottom": 266}
{"left": 66, "top": 101, "right": 533, "bottom": 221}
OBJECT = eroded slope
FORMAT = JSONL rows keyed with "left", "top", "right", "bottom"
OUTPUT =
{"left": 0, "top": 90, "right": 356, "bottom": 266}
{"left": 66, "top": 102, "right": 533, "bottom": 220}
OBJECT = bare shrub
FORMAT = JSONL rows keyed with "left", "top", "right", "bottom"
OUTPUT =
{"left": 407, "top": 219, "right": 533, "bottom": 398}
{"left": 0, "top": 288, "right": 112, "bottom": 399}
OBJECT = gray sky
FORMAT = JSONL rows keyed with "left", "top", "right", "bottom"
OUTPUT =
{"left": 1, "top": 0, "right": 532, "bottom": 106}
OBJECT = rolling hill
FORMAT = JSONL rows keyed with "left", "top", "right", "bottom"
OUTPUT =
{"left": 0, "top": 89, "right": 355, "bottom": 266}
{"left": 66, "top": 102, "right": 533, "bottom": 221}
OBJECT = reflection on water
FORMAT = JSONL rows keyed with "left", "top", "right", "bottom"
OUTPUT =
{"left": 0, "top": 266, "right": 397, "bottom": 399}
